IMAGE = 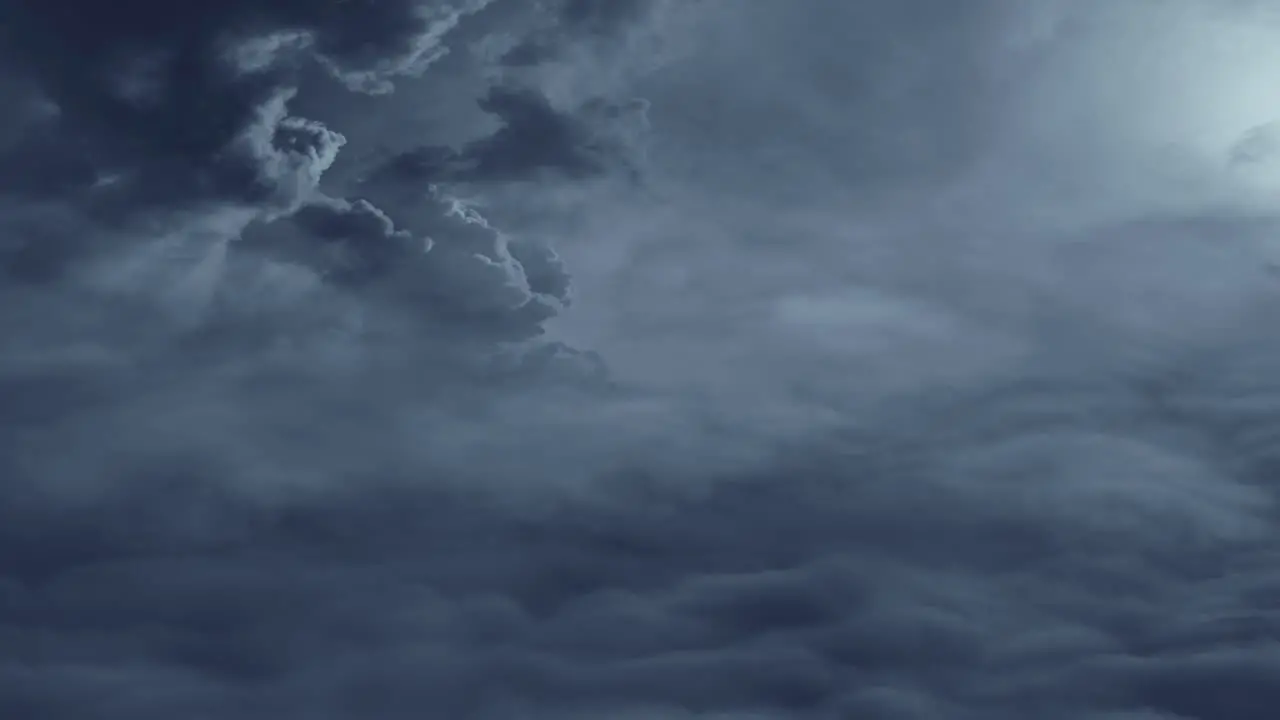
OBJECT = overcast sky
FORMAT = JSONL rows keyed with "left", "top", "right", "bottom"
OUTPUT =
{"left": 4, "top": 1, "right": 1280, "bottom": 718}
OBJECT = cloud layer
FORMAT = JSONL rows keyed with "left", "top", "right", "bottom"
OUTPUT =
{"left": 5, "top": 1, "right": 1280, "bottom": 718}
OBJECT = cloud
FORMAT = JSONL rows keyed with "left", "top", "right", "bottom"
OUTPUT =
{"left": 256, "top": 194, "right": 434, "bottom": 296}
{"left": 372, "top": 85, "right": 647, "bottom": 184}
{"left": 5, "top": 1, "right": 1280, "bottom": 719}
{"left": 4, "top": 377, "right": 1280, "bottom": 717}
{"left": 496, "top": 0, "right": 652, "bottom": 67}
{"left": 0, "top": 0, "right": 596, "bottom": 338}
{"left": 0, "top": 0, "right": 509, "bottom": 219}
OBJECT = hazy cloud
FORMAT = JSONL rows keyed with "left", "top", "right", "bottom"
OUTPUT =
{"left": 5, "top": 1, "right": 1280, "bottom": 719}
{"left": 373, "top": 85, "right": 646, "bottom": 184}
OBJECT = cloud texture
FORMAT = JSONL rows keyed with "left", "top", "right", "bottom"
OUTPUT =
{"left": 5, "top": 1, "right": 1280, "bottom": 718}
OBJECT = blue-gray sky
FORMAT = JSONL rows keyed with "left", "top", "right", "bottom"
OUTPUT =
{"left": 3, "top": 1, "right": 1280, "bottom": 718}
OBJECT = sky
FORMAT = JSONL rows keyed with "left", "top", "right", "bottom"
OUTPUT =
{"left": 4, "top": 1, "right": 1280, "bottom": 718}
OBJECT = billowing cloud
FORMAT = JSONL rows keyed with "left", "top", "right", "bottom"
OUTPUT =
{"left": 5, "top": 1, "right": 1280, "bottom": 719}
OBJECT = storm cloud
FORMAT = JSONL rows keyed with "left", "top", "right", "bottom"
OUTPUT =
{"left": 373, "top": 85, "right": 646, "bottom": 183}
{"left": 4, "top": 1, "right": 1280, "bottom": 719}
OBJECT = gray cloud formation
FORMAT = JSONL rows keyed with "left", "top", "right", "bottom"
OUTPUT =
{"left": 373, "top": 85, "right": 646, "bottom": 183}
{"left": 6, "top": 1, "right": 1280, "bottom": 719}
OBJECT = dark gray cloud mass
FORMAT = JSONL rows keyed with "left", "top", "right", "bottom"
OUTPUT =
{"left": 372, "top": 85, "right": 646, "bottom": 184}
{"left": 6, "top": 1, "right": 1280, "bottom": 718}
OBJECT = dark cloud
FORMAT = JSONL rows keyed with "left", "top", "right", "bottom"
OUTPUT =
{"left": 5, "top": 366, "right": 1280, "bottom": 718}
{"left": 282, "top": 196, "right": 418, "bottom": 285}
{"left": 0, "top": 0, "right": 494, "bottom": 217}
{"left": 372, "top": 85, "right": 645, "bottom": 184}
{"left": 0, "top": 0, "right": 593, "bottom": 341}
{"left": 5, "top": 1, "right": 1280, "bottom": 718}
